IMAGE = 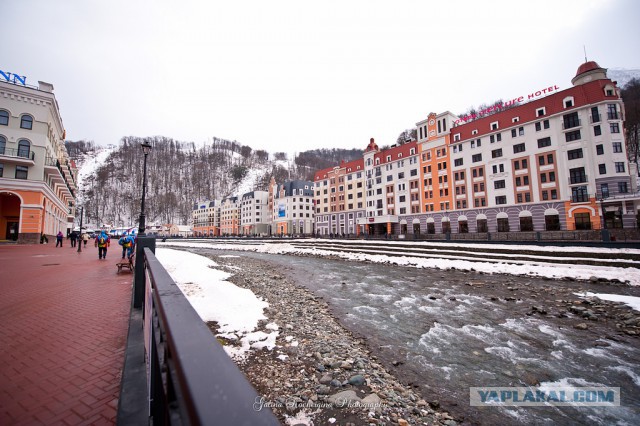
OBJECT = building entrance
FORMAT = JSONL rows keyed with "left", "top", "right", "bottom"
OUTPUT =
{"left": 6, "top": 221, "right": 18, "bottom": 241}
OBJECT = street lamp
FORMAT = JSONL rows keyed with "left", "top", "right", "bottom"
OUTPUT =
{"left": 77, "top": 206, "right": 83, "bottom": 253}
{"left": 138, "top": 142, "right": 152, "bottom": 235}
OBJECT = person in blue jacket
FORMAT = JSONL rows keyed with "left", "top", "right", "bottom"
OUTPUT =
{"left": 118, "top": 233, "right": 135, "bottom": 259}
{"left": 94, "top": 230, "right": 111, "bottom": 260}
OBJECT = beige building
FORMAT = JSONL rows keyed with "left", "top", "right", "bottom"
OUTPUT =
{"left": 0, "top": 70, "right": 76, "bottom": 243}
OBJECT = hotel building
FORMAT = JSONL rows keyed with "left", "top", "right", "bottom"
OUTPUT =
{"left": 316, "top": 61, "right": 638, "bottom": 235}
{"left": 0, "top": 72, "right": 76, "bottom": 243}
{"left": 219, "top": 196, "right": 239, "bottom": 235}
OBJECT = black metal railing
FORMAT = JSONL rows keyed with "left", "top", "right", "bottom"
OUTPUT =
{"left": 0, "top": 147, "right": 35, "bottom": 160}
{"left": 120, "top": 245, "right": 279, "bottom": 425}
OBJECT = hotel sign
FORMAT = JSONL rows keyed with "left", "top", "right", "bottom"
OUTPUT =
{"left": 0, "top": 69, "right": 27, "bottom": 86}
{"left": 454, "top": 84, "right": 560, "bottom": 125}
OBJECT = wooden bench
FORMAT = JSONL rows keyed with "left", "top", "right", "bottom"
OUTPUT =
{"left": 117, "top": 254, "right": 135, "bottom": 273}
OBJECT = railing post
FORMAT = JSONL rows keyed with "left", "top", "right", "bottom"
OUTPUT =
{"left": 134, "top": 236, "right": 156, "bottom": 308}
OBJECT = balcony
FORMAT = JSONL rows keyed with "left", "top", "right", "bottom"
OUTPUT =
{"left": 569, "top": 175, "right": 588, "bottom": 185}
{"left": 562, "top": 119, "right": 581, "bottom": 130}
{"left": 589, "top": 114, "right": 601, "bottom": 123}
{"left": 0, "top": 148, "right": 35, "bottom": 166}
{"left": 571, "top": 192, "right": 590, "bottom": 203}
{"left": 607, "top": 112, "right": 619, "bottom": 120}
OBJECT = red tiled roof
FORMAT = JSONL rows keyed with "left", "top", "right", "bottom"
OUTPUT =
{"left": 451, "top": 79, "right": 616, "bottom": 141}
{"left": 575, "top": 61, "right": 601, "bottom": 78}
{"left": 313, "top": 158, "right": 365, "bottom": 181}
{"left": 374, "top": 141, "right": 418, "bottom": 164}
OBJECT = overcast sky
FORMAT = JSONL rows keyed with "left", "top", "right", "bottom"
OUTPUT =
{"left": 4, "top": 0, "right": 639, "bottom": 155}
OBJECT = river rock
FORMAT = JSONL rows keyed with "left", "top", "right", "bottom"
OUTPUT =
{"left": 348, "top": 374, "right": 366, "bottom": 386}
{"left": 319, "top": 373, "right": 333, "bottom": 384}
{"left": 328, "top": 390, "right": 361, "bottom": 407}
{"left": 574, "top": 323, "right": 588, "bottom": 330}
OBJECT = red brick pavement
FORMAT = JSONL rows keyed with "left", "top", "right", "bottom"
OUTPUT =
{"left": 0, "top": 242, "right": 133, "bottom": 425}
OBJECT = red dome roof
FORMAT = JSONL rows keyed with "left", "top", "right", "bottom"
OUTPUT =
{"left": 575, "top": 61, "right": 601, "bottom": 78}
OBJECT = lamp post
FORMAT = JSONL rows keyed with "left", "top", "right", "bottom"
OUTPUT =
{"left": 77, "top": 206, "right": 83, "bottom": 253}
{"left": 138, "top": 142, "right": 152, "bottom": 235}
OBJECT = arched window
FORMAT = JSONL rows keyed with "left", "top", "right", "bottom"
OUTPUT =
{"left": 18, "top": 139, "right": 31, "bottom": 158}
{"left": 0, "top": 135, "right": 6, "bottom": 155}
{"left": 0, "top": 110, "right": 9, "bottom": 126}
{"left": 20, "top": 114, "right": 33, "bottom": 130}
{"left": 496, "top": 212, "right": 510, "bottom": 232}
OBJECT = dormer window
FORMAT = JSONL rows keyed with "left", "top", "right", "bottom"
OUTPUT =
{"left": 536, "top": 108, "right": 546, "bottom": 117}
{"left": 564, "top": 96, "right": 574, "bottom": 108}
{"left": 386, "top": 155, "right": 391, "bottom": 162}
{"left": 512, "top": 117, "right": 520, "bottom": 123}
{"left": 491, "top": 122, "right": 499, "bottom": 130}
{"left": 410, "top": 148, "right": 415, "bottom": 155}
{"left": 471, "top": 129, "right": 478, "bottom": 135}
{"left": 453, "top": 133, "right": 461, "bottom": 142}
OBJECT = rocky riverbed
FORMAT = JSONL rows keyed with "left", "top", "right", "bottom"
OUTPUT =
{"left": 204, "top": 253, "right": 455, "bottom": 426}
{"left": 191, "top": 249, "right": 640, "bottom": 425}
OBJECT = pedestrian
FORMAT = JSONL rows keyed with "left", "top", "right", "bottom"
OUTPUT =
{"left": 70, "top": 232, "right": 77, "bottom": 248}
{"left": 82, "top": 232, "right": 89, "bottom": 247}
{"left": 118, "top": 233, "right": 135, "bottom": 259}
{"left": 94, "top": 230, "right": 110, "bottom": 260}
{"left": 56, "top": 231, "right": 64, "bottom": 247}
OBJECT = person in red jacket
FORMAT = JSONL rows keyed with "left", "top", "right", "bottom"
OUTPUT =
{"left": 94, "top": 230, "right": 111, "bottom": 260}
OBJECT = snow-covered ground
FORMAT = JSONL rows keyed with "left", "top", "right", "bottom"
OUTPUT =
{"left": 160, "top": 239, "right": 640, "bottom": 286}
{"left": 155, "top": 248, "right": 278, "bottom": 359}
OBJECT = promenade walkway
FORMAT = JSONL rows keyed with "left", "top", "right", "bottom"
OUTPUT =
{"left": 0, "top": 241, "right": 133, "bottom": 425}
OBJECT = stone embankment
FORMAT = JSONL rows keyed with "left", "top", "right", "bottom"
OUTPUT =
{"left": 210, "top": 254, "right": 457, "bottom": 426}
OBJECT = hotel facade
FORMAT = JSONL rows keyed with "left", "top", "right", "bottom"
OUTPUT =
{"left": 316, "top": 61, "right": 638, "bottom": 236}
{"left": 0, "top": 72, "right": 76, "bottom": 243}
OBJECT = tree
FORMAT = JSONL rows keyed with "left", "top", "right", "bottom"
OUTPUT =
{"left": 622, "top": 78, "right": 640, "bottom": 166}
{"left": 240, "top": 145, "right": 252, "bottom": 158}
{"left": 396, "top": 129, "right": 416, "bottom": 145}
{"left": 274, "top": 152, "right": 288, "bottom": 161}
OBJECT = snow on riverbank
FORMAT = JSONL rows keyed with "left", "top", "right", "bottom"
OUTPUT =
{"left": 576, "top": 292, "right": 640, "bottom": 311}
{"left": 155, "top": 248, "right": 277, "bottom": 359}
{"left": 159, "top": 239, "right": 640, "bottom": 286}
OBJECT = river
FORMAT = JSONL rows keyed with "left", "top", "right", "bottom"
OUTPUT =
{"left": 197, "top": 248, "right": 640, "bottom": 425}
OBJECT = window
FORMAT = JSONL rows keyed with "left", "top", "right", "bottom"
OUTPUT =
{"left": 537, "top": 137, "right": 551, "bottom": 148}
{"left": 17, "top": 140, "right": 30, "bottom": 158}
{"left": 454, "top": 158, "right": 463, "bottom": 167}
{"left": 619, "top": 182, "right": 629, "bottom": 193}
{"left": 564, "top": 98, "right": 574, "bottom": 108}
{"left": 569, "top": 167, "right": 587, "bottom": 184}
{"left": 615, "top": 162, "right": 625, "bottom": 173}
{"left": 20, "top": 115, "right": 33, "bottom": 130}
{"left": 15, "top": 165, "right": 28, "bottom": 179}
{"left": 472, "top": 154, "right": 482, "bottom": 163}
{"left": 601, "top": 183, "right": 610, "bottom": 198}
{"left": 574, "top": 212, "right": 592, "bottom": 230}
{"left": 0, "top": 110, "right": 8, "bottom": 126}
{"left": 491, "top": 148, "right": 503, "bottom": 158}
{"left": 567, "top": 148, "right": 583, "bottom": 160}
{"left": 545, "top": 215, "right": 560, "bottom": 231}
{"left": 612, "top": 142, "right": 623, "bottom": 153}
{"left": 519, "top": 127, "right": 524, "bottom": 136}
{"left": 494, "top": 180, "right": 506, "bottom": 189}
{"left": 610, "top": 123, "right": 620, "bottom": 133}
{"left": 563, "top": 112, "right": 580, "bottom": 129}
{"left": 0, "top": 136, "right": 5, "bottom": 155}
{"left": 520, "top": 216, "right": 533, "bottom": 231}
{"left": 537, "top": 108, "right": 545, "bottom": 117}
{"left": 591, "top": 106, "right": 600, "bottom": 122}
{"left": 398, "top": 172, "right": 404, "bottom": 179}
{"left": 565, "top": 130, "right": 581, "bottom": 142}
{"left": 497, "top": 217, "right": 509, "bottom": 231}
{"left": 513, "top": 143, "right": 526, "bottom": 154}
{"left": 572, "top": 186, "right": 589, "bottom": 203}
{"left": 495, "top": 196, "right": 507, "bottom": 205}
{"left": 599, "top": 164, "right": 607, "bottom": 175}
{"left": 490, "top": 134, "right": 495, "bottom": 143}
{"left": 596, "top": 144, "right": 604, "bottom": 155}
{"left": 496, "top": 133, "right": 502, "bottom": 142}
{"left": 607, "top": 104, "right": 618, "bottom": 120}
{"left": 0, "top": 163, "right": 3, "bottom": 177}
{"left": 511, "top": 129, "right": 517, "bottom": 138}
{"left": 535, "top": 122, "right": 541, "bottom": 132}
{"left": 593, "top": 125, "right": 601, "bottom": 136}
{"left": 492, "top": 164, "right": 504, "bottom": 173}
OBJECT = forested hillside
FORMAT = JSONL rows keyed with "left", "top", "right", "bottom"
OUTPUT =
{"left": 66, "top": 137, "right": 363, "bottom": 227}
